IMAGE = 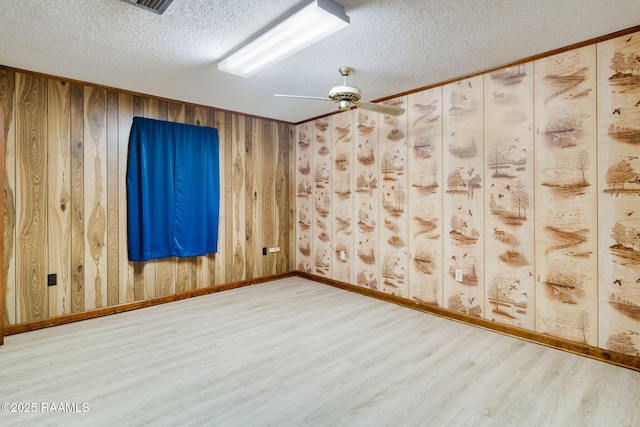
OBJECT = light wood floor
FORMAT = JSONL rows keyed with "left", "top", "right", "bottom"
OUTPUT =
{"left": 1, "top": 276, "right": 639, "bottom": 427}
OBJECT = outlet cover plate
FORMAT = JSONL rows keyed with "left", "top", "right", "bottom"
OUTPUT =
{"left": 455, "top": 269, "right": 463, "bottom": 282}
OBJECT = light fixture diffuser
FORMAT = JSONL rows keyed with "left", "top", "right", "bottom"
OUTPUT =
{"left": 218, "top": 0, "right": 350, "bottom": 78}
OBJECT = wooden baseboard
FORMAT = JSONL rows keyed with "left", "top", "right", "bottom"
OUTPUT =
{"left": 4, "top": 272, "right": 295, "bottom": 336}
{"left": 296, "top": 271, "right": 640, "bottom": 372}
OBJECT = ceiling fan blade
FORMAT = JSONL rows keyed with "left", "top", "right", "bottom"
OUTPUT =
{"left": 357, "top": 101, "right": 405, "bottom": 116}
{"left": 275, "top": 94, "right": 332, "bottom": 101}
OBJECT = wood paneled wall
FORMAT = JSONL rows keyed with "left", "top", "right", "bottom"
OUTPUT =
{"left": 0, "top": 66, "right": 295, "bottom": 326}
{"left": 296, "top": 29, "right": 640, "bottom": 361}
{"left": 0, "top": 104, "right": 4, "bottom": 344}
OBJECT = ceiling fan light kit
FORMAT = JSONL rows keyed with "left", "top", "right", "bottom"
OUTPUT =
{"left": 276, "top": 67, "right": 406, "bottom": 116}
{"left": 218, "top": 0, "right": 350, "bottom": 78}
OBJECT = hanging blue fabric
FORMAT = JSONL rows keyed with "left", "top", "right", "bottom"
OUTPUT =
{"left": 127, "top": 116, "right": 220, "bottom": 261}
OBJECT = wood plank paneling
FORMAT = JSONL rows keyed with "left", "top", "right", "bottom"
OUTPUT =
{"left": 84, "top": 85, "right": 107, "bottom": 310}
{"left": 276, "top": 122, "right": 291, "bottom": 274}
{"left": 442, "top": 76, "right": 485, "bottom": 318}
{"left": 483, "top": 64, "right": 535, "bottom": 329}
{"left": 205, "top": 109, "right": 218, "bottom": 288}
{"left": 353, "top": 111, "right": 379, "bottom": 291}
{"left": 106, "top": 90, "right": 119, "bottom": 307}
{"left": 378, "top": 97, "right": 409, "bottom": 297}
{"left": 1, "top": 64, "right": 294, "bottom": 329}
{"left": 117, "top": 92, "right": 134, "bottom": 303}
{"left": 596, "top": 31, "right": 640, "bottom": 355}
{"left": 330, "top": 111, "right": 353, "bottom": 284}
{"left": 16, "top": 73, "right": 48, "bottom": 321}
{"left": 184, "top": 104, "right": 194, "bottom": 124}
{"left": 225, "top": 111, "right": 233, "bottom": 284}
{"left": 0, "top": 69, "right": 16, "bottom": 325}
{"left": 295, "top": 122, "right": 313, "bottom": 274}
{"left": 287, "top": 123, "right": 296, "bottom": 272}
{"left": 534, "top": 46, "right": 598, "bottom": 345}
{"left": 232, "top": 114, "right": 246, "bottom": 281}
{"left": 244, "top": 118, "right": 255, "bottom": 278}
{"left": 215, "top": 110, "right": 231, "bottom": 286}
{"left": 407, "top": 87, "right": 444, "bottom": 307}
{"left": 247, "top": 118, "right": 263, "bottom": 278}
{"left": 312, "top": 118, "right": 331, "bottom": 278}
{"left": 263, "top": 120, "right": 276, "bottom": 276}
{"left": 0, "top": 103, "right": 4, "bottom": 344}
{"left": 211, "top": 111, "right": 222, "bottom": 287}
{"left": 70, "top": 83, "right": 84, "bottom": 313}
{"left": 47, "top": 79, "right": 71, "bottom": 317}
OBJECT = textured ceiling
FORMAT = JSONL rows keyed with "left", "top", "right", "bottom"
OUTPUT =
{"left": 0, "top": 0, "right": 639, "bottom": 123}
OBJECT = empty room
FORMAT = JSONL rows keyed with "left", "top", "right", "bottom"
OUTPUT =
{"left": 1, "top": 0, "right": 640, "bottom": 425}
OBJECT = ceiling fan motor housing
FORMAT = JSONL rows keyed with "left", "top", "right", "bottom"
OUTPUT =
{"left": 329, "top": 85, "right": 361, "bottom": 110}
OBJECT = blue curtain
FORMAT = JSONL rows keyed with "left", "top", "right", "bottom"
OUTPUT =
{"left": 127, "top": 117, "right": 220, "bottom": 261}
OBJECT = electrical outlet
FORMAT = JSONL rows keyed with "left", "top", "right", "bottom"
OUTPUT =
{"left": 455, "top": 269, "right": 463, "bottom": 282}
{"left": 339, "top": 250, "right": 346, "bottom": 261}
{"left": 262, "top": 247, "right": 267, "bottom": 256}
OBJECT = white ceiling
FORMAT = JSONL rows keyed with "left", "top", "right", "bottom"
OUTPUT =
{"left": 1, "top": 0, "right": 639, "bottom": 124}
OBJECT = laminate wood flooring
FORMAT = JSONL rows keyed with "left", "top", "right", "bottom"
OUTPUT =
{"left": 1, "top": 277, "right": 639, "bottom": 426}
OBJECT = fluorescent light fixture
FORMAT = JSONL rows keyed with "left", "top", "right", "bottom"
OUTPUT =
{"left": 218, "top": 0, "right": 349, "bottom": 78}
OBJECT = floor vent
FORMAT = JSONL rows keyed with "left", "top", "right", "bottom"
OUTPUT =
{"left": 121, "top": 0, "right": 174, "bottom": 15}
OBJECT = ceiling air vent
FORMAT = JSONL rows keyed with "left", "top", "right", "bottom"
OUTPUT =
{"left": 121, "top": 0, "right": 174, "bottom": 15}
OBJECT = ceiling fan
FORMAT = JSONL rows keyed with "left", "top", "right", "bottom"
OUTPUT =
{"left": 275, "top": 67, "right": 405, "bottom": 117}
